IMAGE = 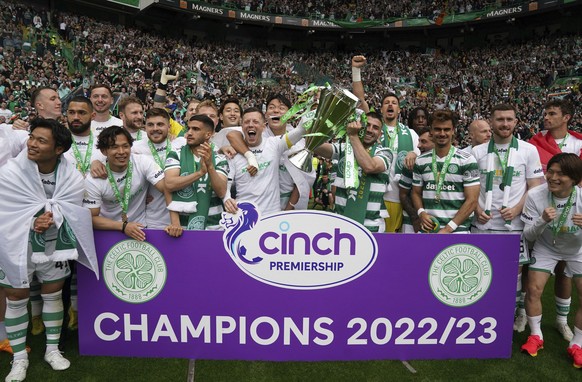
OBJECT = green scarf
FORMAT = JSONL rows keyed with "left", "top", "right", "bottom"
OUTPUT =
{"left": 341, "top": 144, "right": 377, "bottom": 225}
{"left": 31, "top": 210, "right": 77, "bottom": 263}
{"left": 167, "top": 145, "right": 215, "bottom": 230}
{"left": 484, "top": 137, "right": 519, "bottom": 229}
{"left": 382, "top": 122, "right": 413, "bottom": 175}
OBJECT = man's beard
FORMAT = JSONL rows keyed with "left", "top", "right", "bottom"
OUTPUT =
{"left": 68, "top": 120, "right": 91, "bottom": 135}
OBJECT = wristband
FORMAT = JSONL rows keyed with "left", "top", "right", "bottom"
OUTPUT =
{"left": 121, "top": 221, "right": 128, "bottom": 233}
{"left": 244, "top": 151, "right": 259, "bottom": 169}
{"left": 158, "top": 83, "right": 168, "bottom": 91}
{"left": 153, "top": 94, "right": 166, "bottom": 103}
{"left": 417, "top": 208, "right": 426, "bottom": 216}
{"left": 447, "top": 221, "right": 458, "bottom": 231}
{"left": 352, "top": 67, "right": 361, "bottom": 82}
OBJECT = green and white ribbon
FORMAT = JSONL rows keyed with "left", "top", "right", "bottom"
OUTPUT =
{"left": 558, "top": 132, "right": 570, "bottom": 151}
{"left": 342, "top": 111, "right": 368, "bottom": 189}
{"left": 549, "top": 186, "right": 576, "bottom": 246}
{"left": 279, "top": 85, "right": 320, "bottom": 127}
{"left": 431, "top": 146, "right": 456, "bottom": 203}
{"left": 106, "top": 160, "right": 133, "bottom": 222}
{"left": 147, "top": 138, "right": 172, "bottom": 168}
{"left": 71, "top": 133, "right": 93, "bottom": 175}
{"left": 484, "top": 137, "right": 518, "bottom": 230}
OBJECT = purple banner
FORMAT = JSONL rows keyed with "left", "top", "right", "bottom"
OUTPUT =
{"left": 79, "top": 211, "right": 519, "bottom": 361}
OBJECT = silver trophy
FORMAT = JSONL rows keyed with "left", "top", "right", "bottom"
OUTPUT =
{"left": 289, "top": 86, "right": 359, "bottom": 172}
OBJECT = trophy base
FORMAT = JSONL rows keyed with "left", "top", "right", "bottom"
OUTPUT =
{"left": 288, "top": 149, "right": 313, "bottom": 172}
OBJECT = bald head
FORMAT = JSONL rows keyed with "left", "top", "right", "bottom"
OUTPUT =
{"left": 468, "top": 120, "right": 492, "bottom": 146}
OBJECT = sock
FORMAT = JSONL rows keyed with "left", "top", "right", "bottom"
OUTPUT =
{"left": 0, "top": 321, "right": 6, "bottom": 341}
{"left": 70, "top": 270, "right": 78, "bottom": 311}
{"left": 29, "top": 280, "right": 42, "bottom": 317}
{"left": 555, "top": 296, "right": 571, "bottom": 325}
{"left": 515, "top": 273, "right": 522, "bottom": 315}
{"left": 42, "top": 291, "right": 63, "bottom": 354}
{"left": 570, "top": 326, "right": 582, "bottom": 348}
{"left": 5, "top": 298, "right": 29, "bottom": 361}
{"left": 517, "top": 291, "right": 526, "bottom": 316}
{"left": 527, "top": 314, "right": 543, "bottom": 339}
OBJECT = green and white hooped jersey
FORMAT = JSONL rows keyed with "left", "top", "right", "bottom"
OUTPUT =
{"left": 398, "top": 165, "right": 415, "bottom": 233}
{"left": 332, "top": 143, "right": 391, "bottom": 233}
{"left": 412, "top": 148, "right": 480, "bottom": 232}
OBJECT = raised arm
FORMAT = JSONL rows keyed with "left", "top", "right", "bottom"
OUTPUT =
{"left": 153, "top": 67, "right": 178, "bottom": 108}
{"left": 351, "top": 55, "right": 370, "bottom": 114}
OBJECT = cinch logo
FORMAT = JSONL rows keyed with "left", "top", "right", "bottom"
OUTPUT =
{"left": 220, "top": 203, "right": 377, "bottom": 290}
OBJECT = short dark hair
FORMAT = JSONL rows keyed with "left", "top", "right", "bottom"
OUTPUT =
{"left": 266, "top": 94, "right": 292, "bottom": 110}
{"left": 30, "top": 117, "right": 72, "bottom": 153}
{"left": 219, "top": 97, "right": 242, "bottom": 116}
{"left": 544, "top": 99, "right": 574, "bottom": 121}
{"left": 31, "top": 86, "right": 56, "bottom": 107}
{"left": 417, "top": 127, "right": 432, "bottom": 137}
{"left": 366, "top": 111, "right": 383, "bottom": 123}
{"left": 145, "top": 107, "right": 170, "bottom": 122}
{"left": 67, "top": 96, "right": 93, "bottom": 111}
{"left": 381, "top": 93, "right": 400, "bottom": 106}
{"left": 242, "top": 107, "right": 265, "bottom": 122}
{"left": 97, "top": 125, "right": 133, "bottom": 151}
{"left": 490, "top": 103, "right": 517, "bottom": 118}
{"left": 118, "top": 96, "right": 143, "bottom": 114}
{"left": 90, "top": 84, "right": 113, "bottom": 97}
{"left": 547, "top": 153, "right": 582, "bottom": 184}
{"left": 431, "top": 110, "right": 457, "bottom": 129}
{"left": 188, "top": 114, "right": 214, "bottom": 132}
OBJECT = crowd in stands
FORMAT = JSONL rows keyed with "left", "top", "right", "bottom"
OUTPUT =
{"left": 210, "top": 0, "right": 523, "bottom": 20}
{"left": 1, "top": 0, "right": 581, "bottom": 149}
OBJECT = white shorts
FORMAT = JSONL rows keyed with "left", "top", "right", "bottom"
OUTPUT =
{"left": 529, "top": 245, "right": 582, "bottom": 277}
{"left": 0, "top": 241, "right": 71, "bottom": 288}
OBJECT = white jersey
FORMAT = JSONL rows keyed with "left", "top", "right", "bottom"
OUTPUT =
{"left": 40, "top": 170, "right": 58, "bottom": 240}
{"left": 132, "top": 139, "right": 171, "bottom": 229}
{"left": 63, "top": 133, "right": 106, "bottom": 176}
{"left": 83, "top": 154, "right": 165, "bottom": 226}
{"left": 561, "top": 133, "right": 582, "bottom": 155}
{"left": 228, "top": 135, "right": 289, "bottom": 216}
{"left": 535, "top": 130, "right": 582, "bottom": 156}
{"left": 211, "top": 126, "right": 242, "bottom": 149}
{"left": 384, "top": 126, "right": 420, "bottom": 203}
{"left": 129, "top": 129, "right": 146, "bottom": 142}
{"left": 460, "top": 145, "right": 474, "bottom": 156}
{"left": 278, "top": 137, "right": 314, "bottom": 210}
{"left": 521, "top": 184, "right": 582, "bottom": 257}
{"left": 171, "top": 136, "right": 187, "bottom": 152}
{"left": 472, "top": 140, "right": 544, "bottom": 231}
{"left": 91, "top": 115, "right": 123, "bottom": 137}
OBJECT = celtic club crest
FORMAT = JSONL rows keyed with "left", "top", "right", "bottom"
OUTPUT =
{"left": 429, "top": 244, "right": 492, "bottom": 307}
{"left": 103, "top": 240, "right": 167, "bottom": 304}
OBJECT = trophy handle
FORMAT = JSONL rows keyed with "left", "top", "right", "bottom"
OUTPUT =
{"left": 288, "top": 149, "right": 313, "bottom": 172}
